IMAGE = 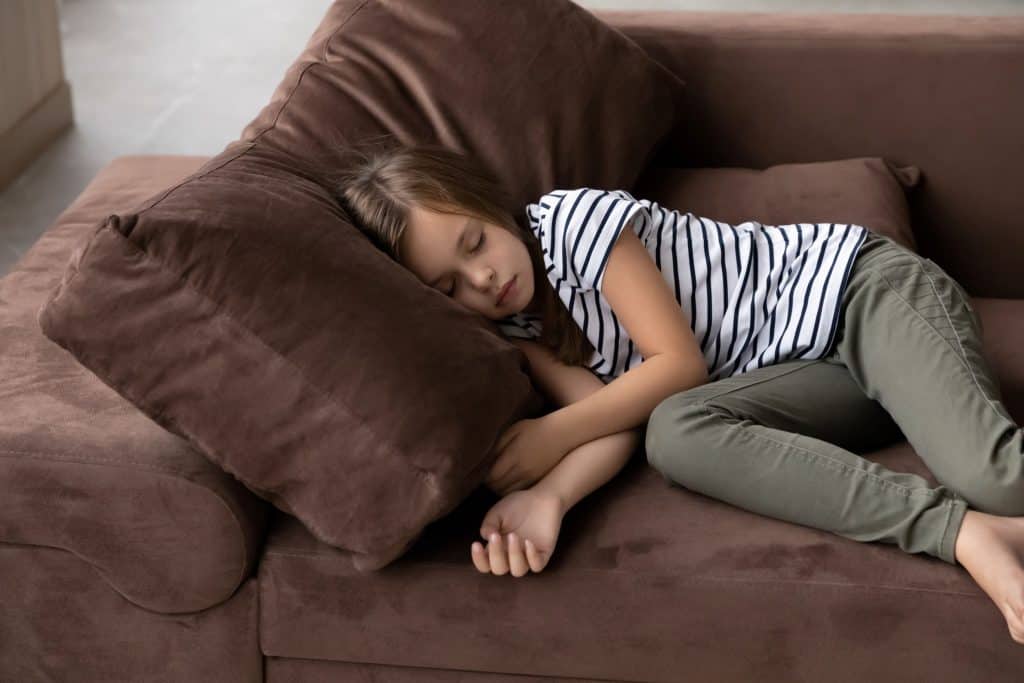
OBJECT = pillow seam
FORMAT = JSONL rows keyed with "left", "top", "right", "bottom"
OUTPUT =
{"left": 123, "top": 0, "right": 372, "bottom": 220}
{"left": 319, "top": 0, "right": 371, "bottom": 63}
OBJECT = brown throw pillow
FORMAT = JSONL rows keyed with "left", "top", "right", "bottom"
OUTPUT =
{"left": 36, "top": 0, "right": 686, "bottom": 571}
{"left": 634, "top": 157, "right": 921, "bottom": 251}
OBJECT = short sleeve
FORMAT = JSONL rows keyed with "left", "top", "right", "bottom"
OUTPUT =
{"left": 541, "top": 188, "right": 651, "bottom": 292}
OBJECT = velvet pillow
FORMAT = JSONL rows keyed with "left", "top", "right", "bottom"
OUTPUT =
{"left": 634, "top": 157, "right": 921, "bottom": 250}
{"left": 36, "top": 0, "right": 686, "bottom": 571}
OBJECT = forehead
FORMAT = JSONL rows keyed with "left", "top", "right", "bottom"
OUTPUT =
{"left": 407, "top": 203, "right": 464, "bottom": 233}
{"left": 402, "top": 204, "right": 470, "bottom": 279}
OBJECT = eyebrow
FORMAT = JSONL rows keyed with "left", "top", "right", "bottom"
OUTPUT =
{"left": 429, "top": 217, "right": 474, "bottom": 286}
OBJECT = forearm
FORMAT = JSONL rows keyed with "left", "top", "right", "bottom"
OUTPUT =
{"left": 549, "top": 354, "right": 706, "bottom": 452}
{"left": 531, "top": 428, "right": 640, "bottom": 512}
{"left": 528, "top": 361, "right": 637, "bottom": 511}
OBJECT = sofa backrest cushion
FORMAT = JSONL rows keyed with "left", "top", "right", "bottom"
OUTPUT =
{"left": 611, "top": 11, "right": 1024, "bottom": 297}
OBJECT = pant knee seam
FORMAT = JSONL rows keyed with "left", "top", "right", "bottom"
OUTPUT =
{"left": 880, "top": 262, "right": 1003, "bottom": 419}
{"left": 921, "top": 262, "right": 1006, "bottom": 428}
{"left": 698, "top": 400, "right": 933, "bottom": 498}
{"left": 691, "top": 360, "right": 819, "bottom": 405}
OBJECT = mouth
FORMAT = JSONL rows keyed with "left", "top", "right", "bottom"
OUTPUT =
{"left": 497, "top": 275, "right": 516, "bottom": 306}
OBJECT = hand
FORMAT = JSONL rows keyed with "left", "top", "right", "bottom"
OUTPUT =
{"left": 485, "top": 416, "right": 568, "bottom": 496}
{"left": 471, "top": 488, "right": 564, "bottom": 576}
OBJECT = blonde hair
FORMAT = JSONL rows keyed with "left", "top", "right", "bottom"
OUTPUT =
{"left": 331, "top": 137, "right": 594, "bottom": 367}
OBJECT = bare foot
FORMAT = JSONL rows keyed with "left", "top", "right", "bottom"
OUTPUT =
{"left": 954, "top": 509, "right": 1024, "bottom": 644}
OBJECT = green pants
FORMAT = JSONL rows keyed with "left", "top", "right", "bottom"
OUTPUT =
{"left": 645, "top": 230, "right": 1024, "bottom": 565}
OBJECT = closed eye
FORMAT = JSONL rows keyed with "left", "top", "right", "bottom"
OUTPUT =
{"left": 445, "top": 233, "right": 485, "bottom": 296}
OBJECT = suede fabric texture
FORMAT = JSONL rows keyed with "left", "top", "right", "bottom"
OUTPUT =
{"left": 622, "top": 11, "right": 1024, "bottom": 299}
{"left": 256, "top": 154, "right": 942, "bottom": 667}
{"left": 2, "top": 153, "right": 923, "bottom": 618}
{"left": 34, "top": 0, "right": 687, "bottom": 572}
{"left": 5, "top": 8, "right": 1024, "bottom": 682}
{"left": 0, "top": 545, "right": 263, "bottom": 683}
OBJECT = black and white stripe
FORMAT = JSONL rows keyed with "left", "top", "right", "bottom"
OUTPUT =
{"left": 499, "top": 188, "right": 868, "bottom": 384}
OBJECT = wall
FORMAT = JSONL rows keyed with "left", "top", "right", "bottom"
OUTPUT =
{"left": 0, "top": 0, "right": 73, "bottom": 191}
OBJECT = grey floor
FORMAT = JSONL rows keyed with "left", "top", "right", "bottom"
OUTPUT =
{"left": 3, "top": 0, "right": 1023, "bottom": 278}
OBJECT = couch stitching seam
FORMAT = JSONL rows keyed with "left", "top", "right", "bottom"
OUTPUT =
{"left": 0, "top": 448, "right": 250, "bottom": 599}
{"left": 262, "top": 548, "right": 981, "bottom": 595}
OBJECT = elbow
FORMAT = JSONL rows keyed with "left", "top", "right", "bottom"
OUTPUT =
{"left": 653, "top": 359, "right": 706, "bottom": 417}
{"left": 685, "top": 370, "right": 709, "bottom": 392}
{"left": 667, "top": 353, "right": 709, "bottom": 389}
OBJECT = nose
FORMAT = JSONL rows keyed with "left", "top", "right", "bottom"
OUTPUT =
{"left": 472, "top": 267, "right": 496, "bottom": 291}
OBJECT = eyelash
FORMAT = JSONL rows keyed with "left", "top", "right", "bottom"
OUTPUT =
{"left": 445, "top": 233, "right": 484, "bottom": 296}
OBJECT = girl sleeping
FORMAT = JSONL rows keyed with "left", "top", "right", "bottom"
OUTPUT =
{"left": 333, "top": 140, "right": 1024, "bottom": 646}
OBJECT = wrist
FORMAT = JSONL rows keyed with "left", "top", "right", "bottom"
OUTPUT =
{"left": 530, "top": 429, "right": 640, "bottom": 515}
{"left": 530, "top": 480, "right": 569, "bottom": 515}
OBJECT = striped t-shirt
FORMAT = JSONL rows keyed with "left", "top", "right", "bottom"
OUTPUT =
{"left": 497, "top": 187, "right": 869, "bottom": 384}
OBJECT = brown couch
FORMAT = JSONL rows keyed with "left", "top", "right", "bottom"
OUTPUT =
{"left": 3, "top": 10, "right": 1024, "bottom": 682}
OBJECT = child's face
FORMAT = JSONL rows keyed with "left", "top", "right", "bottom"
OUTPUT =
{"left": 401, "top": 204, "right": 539, "bottom": 320}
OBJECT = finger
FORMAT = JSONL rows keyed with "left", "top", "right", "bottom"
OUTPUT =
{"left": 496, "top": 429, "right": 516, "bottom": 452}
{"left": 471, "top": 542, "right": 490, "bottom": 573}
{"left": 507, "top": 533, "right": 529, "bottom": 577}
{"left": 494, "top": 470, "right": 512, "bottom": 494}
{"left": 489, "top": 459, "right": 507, "bottom": 483}
{"left": 488, "top": 533, "right": 509, "bottom": 575}
{"left": 497, "top": 466, "right": 518, "bottom": 493}
{"left": 524, "top": 538, "right": 544, "bottom": 573}
{"left": 499, "top": 429, "right": 519, "bottom": 452}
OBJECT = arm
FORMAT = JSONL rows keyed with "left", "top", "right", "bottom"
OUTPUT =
{"left": 509, "top": 338, "right": 606, "bottom": 407}
{"left": 546, "top": 226, "right": 711, "bottom": 450}
{"left": 509, "top": 339, "right": 640, "bottom": 512}
{"left": 548, "top": 354, "right": 705, "bottom": 453}
{"left": 532, "top": 426, "right": 638, "bottom": 513}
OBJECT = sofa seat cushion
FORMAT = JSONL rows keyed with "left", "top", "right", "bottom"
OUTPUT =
{"left": 0, "top": 156, "right": 271, "bottom": 613}
{"left": 258, "top": 323, "right": 1022, "bottom": 679}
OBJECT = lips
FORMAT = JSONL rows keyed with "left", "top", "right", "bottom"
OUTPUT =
{"left": 497, "top": 275, "right": 515, "bottom": 305}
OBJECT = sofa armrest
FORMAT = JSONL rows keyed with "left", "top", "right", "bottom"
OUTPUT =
{"left": 0, "top": 412, "right": 272, "bottom": 613}
{"left": 0, "top": 155, "right": 273, "bottom": 613}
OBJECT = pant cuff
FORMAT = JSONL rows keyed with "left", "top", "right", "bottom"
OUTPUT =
{"left": 940, "top": 494, "right": 969, "bottom": 565}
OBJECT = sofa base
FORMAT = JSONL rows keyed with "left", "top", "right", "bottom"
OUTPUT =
{"left": 0, "top": 542, "right": 262, "bottom": 683}
{"left": 267, "top": 657, "right": 584, "bottom": 682}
